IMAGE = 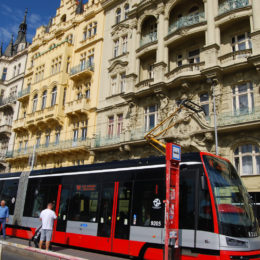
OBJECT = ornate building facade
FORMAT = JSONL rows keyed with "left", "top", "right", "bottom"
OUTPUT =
{"left": 0, "top": 11, "right": 30, "bottom": 173}
{"left": 7, "top": 0, "right": 104, "bottom": 171}
{"left": 93, "top": 0, "right": 260, "bottom": 206}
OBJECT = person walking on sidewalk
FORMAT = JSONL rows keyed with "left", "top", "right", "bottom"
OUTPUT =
{"left": 0, "top": 200, "right": 9, "bottom": 240}
{"left": 39, "top": 202, "right": 57, "bottom": 250}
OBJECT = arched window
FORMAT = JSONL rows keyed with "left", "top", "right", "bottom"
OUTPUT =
{"left": 234, "top": 144, "right": 260, "bottom": 175}
{"left": 51, "top": 86, "right": 57, "bottom": 107}
{"left": 116, "top": 8, "right": 121, "bottom": 24}
{"left": 41, "top": 90, "right": 47, "bottom": 110}
{"left": 141, "top": 16, "right": 157, "bottom": 45}
{"left": 17, "top": 63, "right": 21, "bottom": 75}
{"left": 67, "top": 34, "right": 73, "bottom": 44}
{"left": 32, "top": 94, "right": 38, "bottom": 112}
{"left": 61, "top": 14, "right": 66, "bottom": 23}
{"left": 83, "top": 26, "right": 88, "bottom": 40}
{"left": 124, "top": 4, "right": 129, "bottom": 19}
{"left": 13, "top": 66, "right": 16, "bottom": 77}
{"left": 200, "top": 93, "right": 209, "bottom": 117}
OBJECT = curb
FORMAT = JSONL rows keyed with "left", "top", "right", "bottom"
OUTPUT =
{"left": 0, "top": 240, "right": 88, "bottom": 260}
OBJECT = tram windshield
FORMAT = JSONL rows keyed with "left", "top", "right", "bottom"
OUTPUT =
{"left": 203, "top": 155, "right": 260, "bottom": 238}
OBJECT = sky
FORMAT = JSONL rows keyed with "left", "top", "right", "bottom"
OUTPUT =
{"left": 0, "top": 0, "right": 60, "bottom": 51}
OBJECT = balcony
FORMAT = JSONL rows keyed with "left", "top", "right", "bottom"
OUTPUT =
{"left": 0, "top": 124, "right": 12, "bottom": 137}
{"left": 65, "top": 98, "right": 90, "bottom": 116}
{"left": 219, "top": 0, "right": 249, "bottom": 15}
{"left": 95, "top": 135, "right": 121, "bottom": 148}
{"left": 7, "top": 138, "right": 91, "bottom": 158}
{"left": 140, "top": 33, "right": 157, "bottom": 47}
{"left": 219, "top": 49, "right": 252, "bottom": 65}
{"left": 70, "top": 62, "right": 94, "bottom": 81}
{"left": 0, "top": 95, "right": 16, "bottom": 111}
{"left": 136, "top": 79, "right": 154, "bottom": 89}
{"left": 218, "top": 107, "right": 260, "bottom": 127}
{"left": 0, "top": 152, "right": 7, "bottom": 162}
{"left": 13, "top": 118, "right": 27, "bottom": 132}
{"left": 166, "top": 62, "right": 205, "bottom": 80}
{"left": 18, "top": 86, "right": 30, "bottom": 101}
{"left": 168, "top": 12, "right": 205, "bottom": 35}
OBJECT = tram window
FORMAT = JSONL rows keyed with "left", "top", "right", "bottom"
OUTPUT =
{"left": 68, "top": 184, "right": 99, "bottom": 222}
{"left": 198, "top": 175, "right": 214, "bottom": 232}
{"left": 24, "top": 184, "right": 58, "bottom": 218}
{"left": 0, "top": 180, "right": 18, "bottom": 215}
{"left": 179, "top": 169, "right": 196, "bottom": 229}
{"left": 132, "top": 180, "right": 164, "bottom": 228}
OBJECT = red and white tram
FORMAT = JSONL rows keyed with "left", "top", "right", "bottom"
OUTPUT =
{"left": 0, "top": 152, "right": 259, "bottom": 259}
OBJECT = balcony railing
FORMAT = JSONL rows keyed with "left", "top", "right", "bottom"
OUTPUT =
{"left": 18, "top": 86, "right": 31, "bottom": 99}
{"left": 167, "top": 62, "right": 205, "bottom": 79}
{"left": 95, "top": 135, "right": 121, "bottom": 148}
{"left": 0, "top": 95, "right": 17, "bottom": 107}
{"left": 219, "top": 0, "right": 249, "bottom": 15}
{"left": 0, "top": 124, "right": 12, "bottom": 134}
{"left": 169, "top": 12, "right": 205, "bottom": 34}
{"left": 6, "top": 138, "right": 91, "bottom": 158}
{"left": 219, "top": 49, "right": 252, "bottom": 64}
{"left": 140, "top": 32, "right": 157, "bottom": 47}
{"left": 218, "top": 107, "right": 260, "bottom": 126}
{"left": 70, "top": 61, "right": 94, "bottom": 77}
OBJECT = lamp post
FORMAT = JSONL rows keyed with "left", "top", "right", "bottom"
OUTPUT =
{"left": 208, "top": 77, "right": 219, "bottom": 155}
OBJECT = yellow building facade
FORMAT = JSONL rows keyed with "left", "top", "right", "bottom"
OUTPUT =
{"left": 7, "top": 0, "right": 104, "bottom": 172}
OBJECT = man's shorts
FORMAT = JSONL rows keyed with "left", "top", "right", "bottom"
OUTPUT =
{"left": 40, "top": 229, "right": 53, "bottom": 242}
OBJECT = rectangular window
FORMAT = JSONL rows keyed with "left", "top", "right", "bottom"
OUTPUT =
{"left": 55, "top": 132, "right": 60, "bottom": 145}
{"left": 18, "top": 141, "right": 22, "bottom": 153}
{"left": 68, "top": 184, "right": 99, "bottom": 222}
{"left": 232, "top": 32, "right": 251, "bottom": 52}
{"left": 177, "top": 54, "right": 183, "bottom": 67}
{"left": 24, "top": 140, "right": 28, "bottom": 153}
{"left": 111, "top": 76, "right": 117, "bottom": 95}
{"left": 45, "top": 135, "right": 50, "bottom": 147}
{"left": 88, "top": 55, "right": 94, "bottom": 67}
{"left": 122, "top": 36, "right": 128, "bottom": 54}
{"left": 114, "top": 39, "right": 119, "bottom": 58}
{"left": 1, "top": 68, "right": 7, "bottom": 81}
{"left": 117, "top": 114, "right": 123, "bottom": 137}
{"left": 233, "top": 82, "right": 254, "bottom": 115}
{"left": 148, "top": 64, "right": 154, "bottom": 79}
{"left": 188, "top": 49, "right": 200, "bottom": 64}
{"left": 36, "top": 136, "right": 41, "bottom": 148}
{"left": 145, "top": 105, "right": 158, "bottom": 131}
{"left": 200, "top": 93, "right": 209, "bottom": 117}
{"left": 73, "top": 129, "right": 78, "bottom": 142}
{"left": 120, "top": 73, "right": 126, "bottom": 93}
{"left": 81, "top": 127, "right": 87, "bottom": 141}
{"left": 108, "top": 116, "right": 114, "bottom": 138}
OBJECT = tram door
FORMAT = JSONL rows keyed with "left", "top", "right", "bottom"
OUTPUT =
{"left": 53, "top": 185, "right": 71, "bottom": 244}
{"left": 97, "top": 183, "right": 116, "bottom": 251}
{"left": 112, "top": 182, "right": 132, "bottom": 255}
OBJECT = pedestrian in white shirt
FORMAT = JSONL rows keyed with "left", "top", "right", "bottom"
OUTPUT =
{"left": 39, "top": 202, "right": 57, "bottom": 250}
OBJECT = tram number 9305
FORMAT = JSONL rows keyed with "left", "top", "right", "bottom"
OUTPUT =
{"left": 150, "top": 221, "right": 162, "bottom": 227}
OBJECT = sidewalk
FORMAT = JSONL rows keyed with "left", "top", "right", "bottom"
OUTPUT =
{"left": 0, "top": 237, "right": 128, "bottom": 260}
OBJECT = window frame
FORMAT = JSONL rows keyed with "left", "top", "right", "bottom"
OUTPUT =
{"left": 234, "top": 144, "right": 260, "bottom": 176}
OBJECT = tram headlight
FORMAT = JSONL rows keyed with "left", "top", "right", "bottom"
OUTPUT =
{"left": 226, "top": 237, "right": 248, "bottom": 248}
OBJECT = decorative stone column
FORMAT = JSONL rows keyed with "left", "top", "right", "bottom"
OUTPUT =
{"left": 251, "top": 0, "right": 260, "bottom": 56}
{"left": 154, "top": 4, "right": 167, "bottom": 83}
{"left": 203, "top": 0, "right": 219, "bottom": 69}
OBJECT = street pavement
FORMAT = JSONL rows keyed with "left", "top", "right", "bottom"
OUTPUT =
{"left": 1, "top": 237, "right": 129, "bottom": 260}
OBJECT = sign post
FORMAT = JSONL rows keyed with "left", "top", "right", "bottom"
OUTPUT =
{"left": 164, "top": 143, "right": 181, "bottom": 260}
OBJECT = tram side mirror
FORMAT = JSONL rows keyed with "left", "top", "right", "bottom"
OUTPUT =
{"left": 201, "top": 175, "right": 208, "bottom": 191}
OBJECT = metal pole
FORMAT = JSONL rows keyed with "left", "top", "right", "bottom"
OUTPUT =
{"left": 212, "top": 82, "right": 219, "bottom": 155}
{"left": 30, "top": 144, "right": 36, "bottom": 171}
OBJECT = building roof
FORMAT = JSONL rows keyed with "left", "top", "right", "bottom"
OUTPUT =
{"left": 2, "top": 9, "right": 29, "bottom": 57}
